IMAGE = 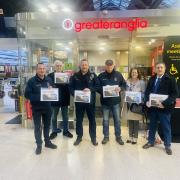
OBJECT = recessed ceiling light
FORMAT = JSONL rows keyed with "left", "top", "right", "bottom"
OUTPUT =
{"left": 65, "top": 47, "right": 70, "bottom": 50}
{"left": 99, "top": 47, "right": 105, "bottom": 51}
{"left": 39, "top": 7, "right": 48, "bottom": 13}
{"left": 135, "top": 46, "right": 141, "bottom": 49}
{"left": 48, "top": 3, "right": 57, "bottom": 9}
{"left": 56, "top": 42, "right": 63, "bottom": 46}
{"left": 151, "top": 39, "right": 156, "bottom": 43}
{"left": 48, "top": 3, "right": 58, "bottom": 12}
{"left": 100, "top": 42, "right": 106, "bottom": 46}
{"left": 69, "top": 42, "right": 73, "bottom": 45}
{"left": 62, "top": 7, "right": 71, "bottom": 12}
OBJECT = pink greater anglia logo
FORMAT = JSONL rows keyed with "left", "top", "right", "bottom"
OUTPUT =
{"left": 62, "top": 18, "right": 148, "bottom": 32}
{"left": 62, "top": 18, "right": 74, "bottom": 31}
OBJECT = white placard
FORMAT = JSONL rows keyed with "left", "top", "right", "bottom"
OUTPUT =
{"left": 40, "top": 88, "right": 59, "bottom": 101}
{"left": 54, "top": 72, "right": 70, "bottom": 84}
{"left": 125, "top": 91, "right": 142, "bottom": 104}
{"left": 103, "top": 85, "right": 119, "bottom": 98}
{"left": 74, "top": 90, "right": 91, "bottom": 103}
{"left": 149, "top": 93, "right": 168, "bottom": 107}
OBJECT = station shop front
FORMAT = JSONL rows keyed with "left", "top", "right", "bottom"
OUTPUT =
{"left": 16, "top": 9, "right": 180, "bottom": 139}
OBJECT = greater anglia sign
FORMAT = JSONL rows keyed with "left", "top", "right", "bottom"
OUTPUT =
{"left": 62, "top": 18, "right": 148, "bottom": 32}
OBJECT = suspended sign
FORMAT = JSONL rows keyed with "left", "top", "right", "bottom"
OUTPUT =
{"left": 163, "top": 36, "right": 180, "bottom": 94}
{"left": 62, "top": 18, "right": 148, "bottom": 32}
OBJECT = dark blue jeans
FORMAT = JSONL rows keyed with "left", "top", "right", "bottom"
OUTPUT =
{"left": 148, "top": 109, "right": 172, "bottom": 147}
{"left": 102, "top": 104, "right": 121, "bottom": 138}
{"left": 75, "top": 103, "right": 96, "bottom": 140}
{"left": 51, "top": 106, "right": 69, "bottom": 133}
{"left": 32, "top": 108, "right": 52, "bottom": 146}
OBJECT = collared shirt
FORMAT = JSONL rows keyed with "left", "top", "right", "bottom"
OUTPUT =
{"left": 154, "top": 74, "right": 164, "bottom": 86}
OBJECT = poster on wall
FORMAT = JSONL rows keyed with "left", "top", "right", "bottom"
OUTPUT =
{"left": 163, "top": 36, "right": 180, "bottom": 96}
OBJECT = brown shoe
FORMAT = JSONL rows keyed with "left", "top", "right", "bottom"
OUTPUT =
{"left": 142, "top": 143, "right": 154, "bottom": 149}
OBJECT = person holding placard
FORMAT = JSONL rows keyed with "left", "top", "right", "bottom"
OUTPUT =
{"left": 25, "top": 63, "right": 57, "bottom": 155}
{"left": 125, "top": 68, "right": 146, "bottom": 144}
{"left": 48, "top": 60, "right": 73, "bottom": 140}
{"left": 69, "top": 59, "right": 100, "bottom": 146}
{"left": 143, "top": 62, "right": 179, "bottom": 155}
{"left": 98, "top": 59, "right": 126, "bottom": 145}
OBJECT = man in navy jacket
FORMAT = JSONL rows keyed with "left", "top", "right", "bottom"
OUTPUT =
{"left": 48, "top": 60, "right": 73, "bottom": 139}
{"left": 98, "top": 60, "right": 126, "bottom": 145}
{"left": 25, "top": 63, "right": 57, "bottom": 155}
{"left": 69, "top": 59, "right": 100, "bottom": 146}
{"left": 143, "top": 62, "right": 179, "bottom": 155}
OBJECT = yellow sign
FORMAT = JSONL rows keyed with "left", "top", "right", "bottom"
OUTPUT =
{"left": 170, "top": 64, "right": 178, "bottom": 75}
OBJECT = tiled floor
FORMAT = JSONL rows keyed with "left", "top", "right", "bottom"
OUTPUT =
{"left": 0, "top": 112, "right": 180, "bottom": 180}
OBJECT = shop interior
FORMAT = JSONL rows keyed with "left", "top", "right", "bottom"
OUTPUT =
{"left": 0, "top": 9, "right": 179, "bottom": 128}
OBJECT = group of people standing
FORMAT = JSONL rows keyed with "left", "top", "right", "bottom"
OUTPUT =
{"left": 25, "top": 59, "right": 179, "bottom": 156}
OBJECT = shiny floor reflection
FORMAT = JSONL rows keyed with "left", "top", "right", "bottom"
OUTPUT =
{"left": 0, "top": 114, "right": 180, "bottom": 180}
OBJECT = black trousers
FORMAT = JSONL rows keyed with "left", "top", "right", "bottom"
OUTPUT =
{"left": 75, "top": 103, "right": 96, "bottom": 140}
{"left": 128, "top": 120, "right": 139, "bottom": 138}
{"left": 32, "top": 108, "right": 52, "bottom": 146}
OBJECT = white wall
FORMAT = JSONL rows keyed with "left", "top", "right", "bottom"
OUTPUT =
{"left": 0, "top": 38, "right": 18, "bottom": 50}
{"left": 80, "top": 50, "right": 129, "bottom": 66}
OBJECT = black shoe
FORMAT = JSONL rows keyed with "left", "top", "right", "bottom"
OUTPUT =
{"left": 49, "top": 132, "right": 57, "bottom": 140}
{"left": 116, "top": 137, "right": 124, "bottom": 145}
{"left": 132, "top": 141, "right": 137, "bottom": 145}
{"left": 45, "top": 142, "right": 57, "bottom": 149}
{"left": 102, "top": 137, "right": 109, "bottom": 144}
{"left": 63, "top": 131, "right": 73, "bottom": 138}
{"left": 35, "top": 146, "right": 42, "bottom": 155}
{"left": 126, "top": 140, "right": 132, "bottom": 143}
{"left": 165, "top": 147, "right": 172, "bottom": 155}
{"left": 91, "top": 139, "right": 98, "bottom": 146}
{"left": 74, "top": 137, "right": 82, "bottom": 146}
{"left": 142, "top": 143, "right": 154, "bottom": 149}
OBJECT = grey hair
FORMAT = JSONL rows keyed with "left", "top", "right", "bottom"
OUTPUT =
{"left": 54, "top": 60, "right": 63, "bottom": 66}
{"left": 155, "top": 62, "right": 166, "bottom": 67}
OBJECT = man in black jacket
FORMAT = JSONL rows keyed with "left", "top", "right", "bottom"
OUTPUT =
{"left": 143, "top": 62, "right": 179, "bottom": 155}
{"left": 25, "top": 63, "right": 57, "bottom": 155}
{"left": 48, "top": 60, "right": 73, "bottom": 139}
{"left": 98, "top": 60, "right": 126, "bottom": 145}
{"left": 69, "top": 59, "right": 100, "bottom": 146}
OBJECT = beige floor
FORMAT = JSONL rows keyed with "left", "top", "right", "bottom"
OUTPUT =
{"left": 0, "top": 112, "right": 180, "bottom": 180}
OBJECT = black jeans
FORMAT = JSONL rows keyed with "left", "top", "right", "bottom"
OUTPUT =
{"left": 32, "top": 108, "right": 52, "bottom": 146}
{"left": 75, "top": 103, "right": 96, "bottom": 140}
{"left": 128, "top": 120, "right": 139, "bottom": 139}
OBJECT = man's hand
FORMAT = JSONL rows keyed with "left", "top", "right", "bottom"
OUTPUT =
{"left": 83, "top": 88, "right": 90, "bottom": 92}
{"left": 157, "top": 101, "right": 165, "bottom": 108}
{"left": 146, "top": 101, "right": 151, "bottom": 108}
{"left": 48, "top": 86, "right": 52, "bottom": 89}
{"left": 115, "top": 87, "right": 121, "bottom": 93}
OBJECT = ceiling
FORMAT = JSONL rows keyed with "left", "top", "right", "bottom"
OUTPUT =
{"left": 1, "top": 0, "right": 180, "bottom": 16}
{"left": 15, "top": 8, "right": 180, "bottom": 53}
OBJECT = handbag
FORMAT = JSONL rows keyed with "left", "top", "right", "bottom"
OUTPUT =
{"left": 130, "top": 103, "right": 144, "bottom": 115}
